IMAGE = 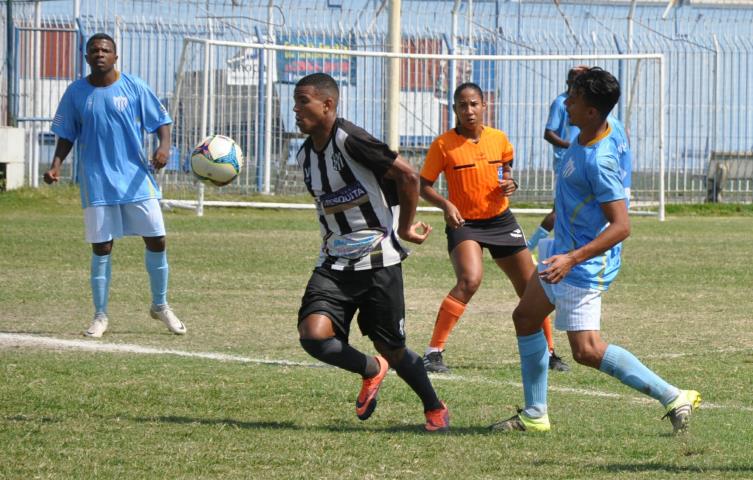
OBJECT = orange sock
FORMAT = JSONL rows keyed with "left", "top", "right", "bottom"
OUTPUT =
{"left": 428, "top": 294, "right": 467, "bottom": 351}
{"left": 542, "top": 315, "right": 555, "bottom": 353}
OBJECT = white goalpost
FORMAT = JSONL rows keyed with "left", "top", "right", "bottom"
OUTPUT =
{"left": 163, "top": 37, "right": 666, "bottom": 221}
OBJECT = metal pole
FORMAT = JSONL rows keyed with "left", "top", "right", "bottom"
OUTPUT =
{"left": 467, "top": 0, "right": 472, "bottom": 56}
{"left": 198, "top": 39, "right": 211, "bottom": 217}
{"left": 712, "top": 34, "right": 719, "bottom": 156}
{"left": 627, "top": 0, "right": 636, "bottom": 54}
{"left": 6, "top": 0, "right": 15, "bottom": 127}
{"left": 658, "top": 54, "right": 665, "bottom": 222}
{"left": 254, "top": 26, "right": 263, "bottom": 193}
{"left": 31, "top": 1, "right": 41, "bottom": 187}
{"left": 449, "top": 0, "right": 461, "bottom": 131}
{"left": 386, "top": 0, "right": 400, "bottom": 150}
{"left": 626, "top": 0, "right": 637, "bottom": 118}
{"left": 114, "top": 16, "right": 122, "bottom": 72}
{"left": 263, "top": 0, "right": 275, "bottom": 193}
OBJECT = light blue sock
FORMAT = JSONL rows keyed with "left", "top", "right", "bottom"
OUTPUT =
{"left": 145, "top": 249, "right": 168, "bottom": 306}
{"left": 599, "top": 344, "right": 680, "bottom": 406}
{"left": 527, "top": 226, "right": 550, "bottom": 251}
{"left": 518, "top": 330, "right": 549, "bottom": 418}
{"left": 91, "top": 253, "right": 111, "bottom": 314}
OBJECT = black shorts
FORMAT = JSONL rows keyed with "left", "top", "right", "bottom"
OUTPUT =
{"left": 446, "top": 209, "right": 527, "bottom": 259}
{"left": 298, "top": 264, "right": 406, "bottom": 348}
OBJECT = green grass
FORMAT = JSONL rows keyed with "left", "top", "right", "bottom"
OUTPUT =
{"left": 2, "top": 186, "right": 753, "bottom": 479}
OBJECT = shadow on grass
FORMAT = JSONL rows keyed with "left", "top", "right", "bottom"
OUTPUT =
{"left": 129, "top": 415, "right": 491, "bottom": 435}
{"left": 600, "top": 462, "right": 753, "bottom": 475}
{"left": 131, "top": 415, "right": 296, "bottom": 430}
{"left": 530, "top": 458, "right": 753, "bottom": 476}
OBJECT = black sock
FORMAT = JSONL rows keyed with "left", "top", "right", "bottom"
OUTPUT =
{"left": 392, "top": 348, "right": 442, "bottom": 412}
{"left": 300, "top": 337, "right": 372, "bottom": 376}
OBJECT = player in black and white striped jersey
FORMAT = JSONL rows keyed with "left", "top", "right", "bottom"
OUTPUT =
{"left": 297, "top": 116, "right": 407, "bottom": 271}
{"left": 294, "top": 73, "right": 449, "bottom": 432}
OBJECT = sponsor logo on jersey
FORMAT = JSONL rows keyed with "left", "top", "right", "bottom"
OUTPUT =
{"left": 320, "top": 182, "right": 368, "bottom": 214}
{"left": 113, "top": 96, "right": 128, "bottom": 112}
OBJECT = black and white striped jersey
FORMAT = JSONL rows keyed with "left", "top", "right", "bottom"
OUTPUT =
{"left": 297, "top": 118, "right": 409, "bottom": 271}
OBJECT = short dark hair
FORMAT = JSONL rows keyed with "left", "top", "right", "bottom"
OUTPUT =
{"left": 571, "top": 67, "right": 620, "bottom": 119}
{"left": 295, "top": 73, "right": 339, "bottom": 103}
{"left": 566, "top": 65, "right": 589, "bottom": 86}
{"left": 86, "top": 33, "right": 117, "bottom": 53}
{"left": 453, "top": 82, "right": 484, "bottom": 103}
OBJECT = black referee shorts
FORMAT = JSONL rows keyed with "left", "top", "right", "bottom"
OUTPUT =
{"left": 446, "top": 208, "right": 527, "bottom": 259}
{"left": 298, "top": 264, "right": 406, "bottom": 348}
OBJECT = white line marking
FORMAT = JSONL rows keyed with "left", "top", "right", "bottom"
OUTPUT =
{"left": 0, "top": 333, "right": 315, "bottom": 367}
{"left": 1, "top": 333, "right": 749, "bottom": 412}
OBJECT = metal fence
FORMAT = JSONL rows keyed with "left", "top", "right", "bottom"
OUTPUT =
{"left": 3, "top": 1, "right": 753, "bottom": 204}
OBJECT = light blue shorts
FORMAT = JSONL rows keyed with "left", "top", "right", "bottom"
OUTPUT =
{"left": 84, "top": 198, "right": 165, "bottom": 244}
{"left": 537, "top": 238, "right": 602, "bottom": 332}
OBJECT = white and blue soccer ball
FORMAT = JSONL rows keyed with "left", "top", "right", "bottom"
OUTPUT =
{"left": 190, "top": 134, "right": 243, "bottom": 187}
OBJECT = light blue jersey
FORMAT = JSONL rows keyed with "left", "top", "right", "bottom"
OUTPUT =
{"left": 553, "top": 124, "right": 627, "bottom": 291}
{"left": 545, "top": 92, "right": 579, "bottom": 167}
{"left": 607, "top": 116, "right": 632, "bottom": 190}
{"left": 52, "top": 73, "right": 172, "bottom": 207}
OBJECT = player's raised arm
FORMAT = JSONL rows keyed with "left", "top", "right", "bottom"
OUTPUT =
{"left": 385, "top": 155, "right": 432, "bottom": 244}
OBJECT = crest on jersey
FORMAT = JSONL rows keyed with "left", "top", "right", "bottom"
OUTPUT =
{"left": 331, "top": 151, "right": 345, "bottom": 171}
{"left": 562, "top": 158, "right": 576, "bottom": 178}
{"left": 113, "top": 96, "right": 128, "bottom": 112}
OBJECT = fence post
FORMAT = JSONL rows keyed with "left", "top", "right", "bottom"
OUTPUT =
{"left": 659, "top": 54, "right": 666, "bottom": 222}
{"left": 386, "top": 0, "right": 401, "bottom": 150}
{"left": 712, "top": 34, "right": 719, "bottom": 157}
{"left": 263, "top": 1, "right": 275, "bottom": 194}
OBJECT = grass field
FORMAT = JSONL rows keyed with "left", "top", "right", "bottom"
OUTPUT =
{"left": 2, "top": 186, "right": 753, "bottom": 479}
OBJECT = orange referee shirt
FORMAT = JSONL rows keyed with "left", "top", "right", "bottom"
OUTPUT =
{"left": 420, "top": 127, "right": 514, "bottom": 220}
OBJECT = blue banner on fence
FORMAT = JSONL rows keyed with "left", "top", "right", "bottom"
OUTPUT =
{"left": 277, "top": 33, "right": 357, "bottom": 85}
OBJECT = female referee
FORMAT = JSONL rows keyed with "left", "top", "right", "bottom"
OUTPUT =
{"left": 419, "top": 82, "right": 567, "bottom": 373}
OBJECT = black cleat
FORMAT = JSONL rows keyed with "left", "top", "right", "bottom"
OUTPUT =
{"left": 423, "top": 351, "right": 450, "bottom": 373}
{"left": 548, "top": 351, "right": 570, "bottom": 372}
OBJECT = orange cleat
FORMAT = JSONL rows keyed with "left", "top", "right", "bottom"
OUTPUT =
{"left": 355, "top": 355, "right": 389, "bottom": 420}
{"left": 424, "top": 401, "right": 450, "bottom": 432}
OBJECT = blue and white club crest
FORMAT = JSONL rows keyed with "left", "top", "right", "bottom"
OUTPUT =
{"left": 112, "top": 96, "right": 128, "bottom": 112}
{"left": 562, "top": 158, "right": 576, "bottom": 178}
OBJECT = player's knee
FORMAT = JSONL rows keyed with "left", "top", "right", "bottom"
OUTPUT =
{"left": 144, "top": 235, "right": 165, "bottom": 252}
{"left": 374, "top": 342, "right": 404, "bottom": 366}
{"left": 298, "top": 313, "right": 335, "bottom": 339}
{"left": 511, "top": 305, "right": 529, "bottom": 326}
{"left": 511, "top": 306, "right": 542, "bottom": 335}
{"left": 456, "top": 275, "right": 481, "bottom": 297}
{"left": 571, "top": 346, "right": 600, "bottom": 368}
{"left": 299, "top": 337, "right": 335, "bottom": 360}
{"left": 92, "top": 241, "right": 113, "bottom": 256}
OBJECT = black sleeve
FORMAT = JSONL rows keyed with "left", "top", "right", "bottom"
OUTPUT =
{"left": 340, "top": 120, "right": 398, "bottom": 178}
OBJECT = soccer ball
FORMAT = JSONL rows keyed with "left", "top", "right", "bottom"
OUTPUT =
{"left": 190, "top": 135, "right": 243, "bottom": 186}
